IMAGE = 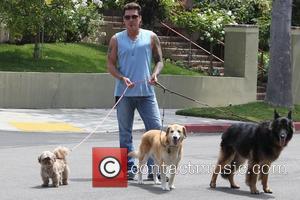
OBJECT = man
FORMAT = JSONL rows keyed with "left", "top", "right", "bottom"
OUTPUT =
{"left": 107, "top": 2, "right": 164, "bottom": 180}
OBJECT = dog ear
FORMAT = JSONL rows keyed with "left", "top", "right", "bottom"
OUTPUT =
{"left": 182, "top": 126, "right": 187, "bottom": 139}
{"left": 268, "top": 121, "right": 273, "bottom": 131}
{"left": 166, "top": 126, "right": 171, "bottom": 136}
{"left": 274, "top": 109, "right": 280, "bottom": 119}
{"left": 38, "top": 156, "right": 41, "bottom": 163}
{"left": 54, "top": 150, "right": 62, "bottom": 159}
{"left": 287, "top": 110, "right": 292, "bottom": 120}
{"left": 52, "top": 154, "right": 56, "bottom": 162}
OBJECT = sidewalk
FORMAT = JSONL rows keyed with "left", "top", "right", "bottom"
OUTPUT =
{"left": 0, "top": 109, "right": 238, "bottom": 134}
{"left": 0, "top": 109, "right": 299, "bottom": 134}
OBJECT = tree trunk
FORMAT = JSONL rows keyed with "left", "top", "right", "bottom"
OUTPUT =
{"left": 265, "top": 0, "right": 293, "bottom": 108}
{"left": 33, "top": 33, "right": 42, "bottom": 60}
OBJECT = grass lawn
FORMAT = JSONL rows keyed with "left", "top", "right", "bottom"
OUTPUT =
{"left": 176, "top": 102, "right": 300, "bottom": 122}
{"left": 0, "top": 43, "right": 203, "bottom": 75}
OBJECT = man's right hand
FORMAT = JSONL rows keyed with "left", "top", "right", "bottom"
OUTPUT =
{"left": 121, "top": 77, "right": 135, "bottom": 88}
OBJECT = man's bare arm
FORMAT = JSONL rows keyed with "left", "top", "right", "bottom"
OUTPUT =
{"left": 107, "top": 35, "right": 134, "bottom": 88}
{"left": 151, "top": 34, "right": 164, "bottom": 84}
{"left": 107, "top": 36, "right": 121, "bottom": 79}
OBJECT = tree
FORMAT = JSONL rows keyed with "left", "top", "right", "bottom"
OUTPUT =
{"left": 265, "top": 0, "right": 293, "bottom": 108}
{"left": 0, "top": 0, "right": 102, "bottom": 60}
{"left": 0, "top": 0, "right": 65, "bottom": 60}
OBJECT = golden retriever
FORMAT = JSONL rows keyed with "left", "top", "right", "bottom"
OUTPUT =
{"left": 129, "top": 124, "right": 186, "bottom": 190}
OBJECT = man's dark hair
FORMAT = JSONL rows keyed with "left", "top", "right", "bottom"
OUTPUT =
{"left": 123, "top": 2, "right": 142, "bottom": 16}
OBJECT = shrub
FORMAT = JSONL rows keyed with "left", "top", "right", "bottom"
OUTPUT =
{"left": 171, "top": 0, "right": 272, "bottom": 50}
{"left": 102, "top": 0, "right": 174, "bottom": 28}
{"left": 170, "top": 6, "right": 236, "bottom": 44}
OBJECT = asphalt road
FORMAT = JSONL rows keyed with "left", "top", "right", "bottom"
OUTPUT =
{"left": 0, "top": 130, "right": 299, "bottom": 200}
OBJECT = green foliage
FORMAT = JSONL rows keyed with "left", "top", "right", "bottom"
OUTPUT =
{"left": 227, "top": 0, "right": 271, "bottom": 50}
{"left": 0, "top": 0, "right": 47, "bottom": 40}
{"left": 131, "top": 0, "right": 174, "bottom": 28}
{"left": 176, "top": 102, "right": 300, "bottom": 122}
{"left": 171, "top": 7, "right": 235, "bottom": 43}
{"left": 0, "top": 43, "right": 108, "bottom": 72}
{"left": 102, "top": 0, "right": 123, "bottom": 9}
{"left": 102, "top": 0, "right": 175, "bottom": 28}
{"left": 0, "top": 43, "right": 203, "bottom": 75}
{"left": 171, "top": 0, "right": 272, "bottom": 50}
{"left": 211, "top": 0, "right": 271, "bottom": 24}
{"left": 0, "top": 0, "right": 103, "bottom": 42}
{"left": 63, "top": 0, "right": 103, "bottom": 42}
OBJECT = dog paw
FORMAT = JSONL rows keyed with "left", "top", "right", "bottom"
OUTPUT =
{"left": 263, "top": 188, "right": 273, "bottom": 193}
{"left": 250, "top": 189, "right": 260, "bottom": 194}
{"left": 210, "top": 182, "right": 216, "bottom": 188}
{"left": 52, "top": 182, "right": 59, "bottom": 187}
{"left": 170, "top": 185, "right": 176, "bottom": 189}
{"left": 230, "top": 184, "right": 240, "bottom": 189}
{"left": 154, "top": 180, "right": 161, "bottom": 185}
{"left": 162, "top": 186, "right": 170, "bottom": 191}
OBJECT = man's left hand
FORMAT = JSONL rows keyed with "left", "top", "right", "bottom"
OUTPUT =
{"left": 149, "top": 73, "right": 158, "bottom": 85}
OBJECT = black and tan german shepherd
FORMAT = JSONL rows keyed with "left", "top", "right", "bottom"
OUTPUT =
{"left": 210, "top": 110, "right": 294, "bottom": 194}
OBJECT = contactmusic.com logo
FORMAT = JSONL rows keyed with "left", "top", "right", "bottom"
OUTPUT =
{"left": 92, "top": 147, "right": 128, "bottom": 187}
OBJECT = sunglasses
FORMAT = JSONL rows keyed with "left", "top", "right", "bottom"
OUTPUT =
{"left": 124, "top": 15, "right": 139, "bottom": 20}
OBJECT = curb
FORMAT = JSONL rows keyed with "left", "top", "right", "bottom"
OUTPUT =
{"left": 1, "top": 123, "right": 299, "bottom": 134}
{"left": 185, "top": 122, "right": 300, "bottom": 134}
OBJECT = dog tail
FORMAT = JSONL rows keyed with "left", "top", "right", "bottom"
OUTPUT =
{"left": 221, "top": 154, "right": 244, "bottom": 179}
{"left": 53, "top": 146, "right": 70, "bottom": 161}
{"left": 128, "top": 151, "right": 139, "bottom": 158}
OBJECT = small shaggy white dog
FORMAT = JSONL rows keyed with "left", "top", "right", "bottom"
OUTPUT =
{"left": 38, "top": 147, "right": 70, "bottom": 187}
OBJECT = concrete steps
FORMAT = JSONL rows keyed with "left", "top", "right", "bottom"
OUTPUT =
{"left": 158, "top": 35, "right": 224, "bottom": 75}
{"left": 161, "top": 41, "right": 192, "bottom": 48}
{"left": 182, "top": 60, "right": 223, "bottom": 67}
{"left": 162, "top": 47, "right": 206, "bottom": 55}
{"left": 103, "top": 15, "right": 123, "bottom": 22}
{"left": 169, "top": 54, "right": 209, "bottom": 60}
{"left": 103, "top": 21, "right": 124, "bottom": 27}
{"left": 159, "top": 36, "right": 186, "bottom": 42}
